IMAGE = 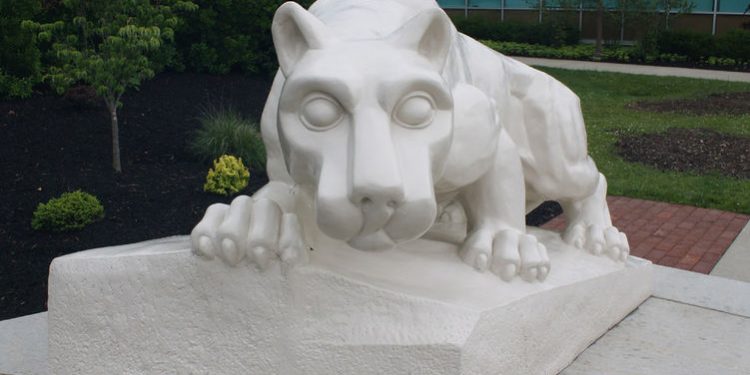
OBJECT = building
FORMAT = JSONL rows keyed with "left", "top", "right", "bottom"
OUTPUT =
{"left": 437, "top": 0, "right": 750, "bottom": 41}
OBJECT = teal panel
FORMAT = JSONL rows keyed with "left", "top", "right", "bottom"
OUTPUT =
{"left": 603, "top": 0, "right": 617, "bottom": 9}
{"left": 469, "top": 0, "right": 503, "bottom": 8}
{"left": 692, "top": 0, "right": 714, "bottom": 12}
{"left": 545, "top": 0, "right": 574, "bottom": 9}
{"left": 506, "top": 0, "right": 537, "bottom": 9}
{"left": 437, "top": 0, "right": 467, "bottom": 8}
{"left": 719, "top": 0, "right": 749, "bottom": 13}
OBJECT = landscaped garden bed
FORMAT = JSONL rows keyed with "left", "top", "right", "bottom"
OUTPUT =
{"left": 0, "top": 72, "right": 272, "bottom": 320}
{"left": 617, "top": 128, "right": 750, "bottom": 179}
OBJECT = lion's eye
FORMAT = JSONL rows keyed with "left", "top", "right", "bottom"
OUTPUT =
{"left": 394, "top": 94, "right": 435, "bottom": 128}
{"left": 301, "top": 96, "right": 343, "bottom": 130}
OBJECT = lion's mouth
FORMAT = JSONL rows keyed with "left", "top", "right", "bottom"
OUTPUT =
{"left": 347, "top": 198, "right": 397, "bottom": 251}
{"left": 347, "top": 229, "right": 395, "bottom": 251}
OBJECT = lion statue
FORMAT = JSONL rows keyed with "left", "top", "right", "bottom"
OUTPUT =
{"left": 190, "top": 0, "right": 629, "bottom": 283}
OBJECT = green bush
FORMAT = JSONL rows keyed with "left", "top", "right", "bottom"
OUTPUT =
{"left": 715, "top": 29, "right": 750, "bottom": 62}
{"left": 481, "top": 41, "right": 597, "bottom": 60}
{"left": 174, "top": 0, "right": 314, "bottom": 75}
{"left": 204, "top": 155, "right": 250, "bottom": 196}
{"left": 656, "top": 30, "right": 715, "bottom": 61}
{"left": 31, "top": 191, "right": 105, "bottom": 232}
{"left": 0, "top": 69, "right": 35, "bottom": 99}
{"left": 190, "top": 107, "right": 266, "bottom": 172}
{"left": 0, "top": 0, "right": 42, "bottom": 98}
{"left": 453, "top": 18, "right": 579, "bottom": 46}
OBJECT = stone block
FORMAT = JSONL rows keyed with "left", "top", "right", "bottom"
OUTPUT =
{"left": 48, "top": 228, "right": 651, "bottom": 374}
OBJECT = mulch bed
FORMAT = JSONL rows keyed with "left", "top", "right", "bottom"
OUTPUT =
{"left": 627, "top": 92, "right": 750, "bottom": 116}
{"left": 0, "top": 72, "right": 273, "bottom": 320}
{"left": 616, "top": 128, "right": 750, "bottom": 179}
{"left": 621, "top": 92, "right": 750, "bottom": 178}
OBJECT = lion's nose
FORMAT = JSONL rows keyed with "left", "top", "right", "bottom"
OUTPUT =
{"left": 350, "top": 186, "right": 404, "bottom": 211}
{"left": 353, "top": 193, "right": 402, "bottom": 237}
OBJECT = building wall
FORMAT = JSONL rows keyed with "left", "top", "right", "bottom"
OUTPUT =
{"left": 438, "top": 0, "right": 750, "bottom": 38}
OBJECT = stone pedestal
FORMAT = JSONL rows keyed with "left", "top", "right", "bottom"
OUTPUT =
{"left": 48, "top": 228, "right": 652, "bottom": 374}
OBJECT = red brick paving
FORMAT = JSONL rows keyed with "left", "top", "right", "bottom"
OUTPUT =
{"left": 541, "top": 196, "right": 749, "bottom": 274}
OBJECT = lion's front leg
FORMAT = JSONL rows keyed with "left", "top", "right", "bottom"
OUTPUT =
{"left": 561, "top": 173, "right": 630, "bottom": 262}
{"left": 459, "top": 130, "right": 550, "bottom": 282}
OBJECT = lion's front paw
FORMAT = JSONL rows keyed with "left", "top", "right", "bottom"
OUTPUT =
{"left": 190, "top": 195, "right": 309, "bottom": 270}
{"left": 460, "top": 228, "right": 550, "bottom": 282}
{"left": 563, "top": 223, "right": 629, "bottom": 262}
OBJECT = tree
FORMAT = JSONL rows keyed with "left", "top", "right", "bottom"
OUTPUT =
{"left": 580, "top": 0, "right": 691, "bottom": 58}
{"left": 27, "top": 0, "right": 196, "bottom": 172}
{"left": 657, "top": 0, "right": 694, "bottom": 30}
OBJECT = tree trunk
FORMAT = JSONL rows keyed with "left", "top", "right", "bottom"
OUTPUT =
{"left": 107, "top": 101, "right": 122, "bottom": 173}
{"left": 595, "top": 1, "right": 604, "bottom": 58}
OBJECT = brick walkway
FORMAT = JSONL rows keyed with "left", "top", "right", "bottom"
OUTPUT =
{"left": 542, "top": 196, "right": 750, "bottom": 274}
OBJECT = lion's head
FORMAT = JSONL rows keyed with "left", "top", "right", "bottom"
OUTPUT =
{"left": 270, "top": 3, "right": 455, "bottom": 251}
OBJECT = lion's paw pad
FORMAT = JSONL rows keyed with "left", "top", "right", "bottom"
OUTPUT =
{"left": 460, "top": 229, "right": 550, "bottom": 282}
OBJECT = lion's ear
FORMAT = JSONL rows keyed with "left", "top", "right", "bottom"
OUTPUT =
{"left": 387, "top": 9, "right": 453, "bottom": 71}
{"left": 272, "top": 2, "right": 334, "bottom": 77}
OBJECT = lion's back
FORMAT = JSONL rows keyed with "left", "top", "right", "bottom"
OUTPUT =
{"left": 450, "top": 34, "right": 592, "bottom": 189}
{"left": 309, "top": 0, "right": 439, "bottom": 40}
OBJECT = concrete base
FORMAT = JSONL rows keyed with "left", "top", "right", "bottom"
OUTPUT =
{"left": 0, "top": 312, "right": 48, "bottom": 375}
{"left": 46, "top": 228, "right": 651, "bottom": 374}
{"left": 712, "top": 221, "right": 750, "bottom": 283}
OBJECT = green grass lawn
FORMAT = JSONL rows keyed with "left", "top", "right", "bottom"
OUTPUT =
{"left": 536, "top": 67, "right": 750, "bottom": 214}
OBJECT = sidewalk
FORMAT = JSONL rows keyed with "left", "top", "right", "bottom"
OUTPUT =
{"left": 511, "top": 56, "right": 750, "bottom": 83}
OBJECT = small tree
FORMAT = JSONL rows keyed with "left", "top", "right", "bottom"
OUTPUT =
{"left": 28, "top": 0, "right": 196, "bottom": 172}
{"left": 657, "top": 0, "right": 694, "bottom": 30}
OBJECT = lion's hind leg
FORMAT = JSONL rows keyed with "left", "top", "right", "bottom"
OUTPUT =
{"left": 510, "top": 65, "right": 629, "bottom": 262}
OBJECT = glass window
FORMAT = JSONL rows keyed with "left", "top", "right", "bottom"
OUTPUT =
{"left": 692, "top": 0, "right": 715, "bottom": 12}
{"left": 437, "top": 0, "right": 467, "bottom": 8}
{"left": 469, "top": 0, "right": 503, "bottom": 8}
{"left": 506, "top": 0, "right": 537, "bottom": 9}
{"left": 719, "top": 0, "right": 749, "bottom": 13}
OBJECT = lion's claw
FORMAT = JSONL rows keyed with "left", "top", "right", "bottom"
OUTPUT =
{"left": 190, "top": 195, "right": 309, "bottom": 270}
{"left": 564, "top": 223, "right": 629, "bottom": 262}
{"left": 461, "top": 228, "right": 550, "bottom": 282}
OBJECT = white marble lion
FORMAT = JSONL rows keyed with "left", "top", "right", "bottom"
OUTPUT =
{"left": 191, "top": 0, "right": 629, "bottom": 282}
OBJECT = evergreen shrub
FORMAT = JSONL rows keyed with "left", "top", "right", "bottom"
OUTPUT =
{"left": 203, "top": 155, "right": 250, "bottom": 196}
{"left": 31, "top": 191, "right": 105, "bottom": 232}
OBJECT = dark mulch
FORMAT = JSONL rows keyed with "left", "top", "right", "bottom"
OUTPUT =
{"left": 0, "top": 72, "right": 272, "bottom": 320}
{"left": 0, "top": 72, "right": 561, "bottom": 321}
{"left": 616, "top": 128, "right": 750, "bottom": 179}
{"left": 627, "top": 92, "right": 750, "bottom": 116}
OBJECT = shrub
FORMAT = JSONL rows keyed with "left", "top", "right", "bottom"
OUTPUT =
{"left": 453, "top": 18, "right": 579, "bottom": 46}
{"left": 31, "top": 191, "right": 105, "bottom": 232}
{"left": 204, "top": 155, "right": 250, "bottom": 196}
{"left": 714, "top": 29, "right": 750, "bottom": 62}
{"left": 0, "top": 69, "right": 35, "bottom": 99}
{"left": 656, "top": 30, "right": 715, "bottom": 61}
{"left": 481, "top": 41, "right": 596, "bottom": 60}
{"left": 174, "top": 0, "right": 315, "bottom": 75}
{"left": 0, "top": 0, "right": 42, "bottom": 98}
{"left": 190, "top": 107, "right": 266, "bottom": 172}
